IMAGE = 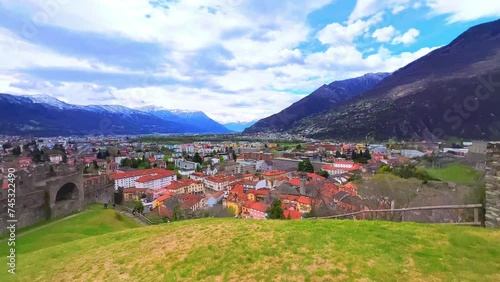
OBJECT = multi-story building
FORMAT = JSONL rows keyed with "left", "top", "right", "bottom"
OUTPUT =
{"left": 242, "top": 202, "right": 268, "bottom": 219}
{"left": 321, "top": 162, "right": 362, "bottom": 176}
{"left": 49, "top": 154, "right": 63, "bottom": 164}
{"left": 261, "top": 170, "right": 287, "bottom": 182}
{"left": 166, "top": 179, "right": 205, "bottom": 195}
{"left": 174, "top": 159, "right": 200, "bottom": 170}
{"left": 111, "top": 168, "right": 177, "bottom": 190}
{"left": 242, "top": 152, "right": 274, "bottom": 162}
{"left": 123, "top": 187, "right": 148, "bottom": 201}
{"left": 135, "top": 171, "right": 177, "bottom": 190}
{"left": 204, "top": 175, "right": 237, "bottom": 191}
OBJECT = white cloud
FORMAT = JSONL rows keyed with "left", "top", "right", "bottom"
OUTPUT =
{"left": 305, "top": 45, "right": 437, "bottom": 74}
{"left": 0, "top": 28, "right": 132, "bottom": 74}
{"left": 392, "top": 5, "right": 406, "bottom": 14}
{"left": 372, "top": 25, "right": 396, "bottom": 42}
{"left": 317, "top": 13, "right": 383, "bottom": 45}
{"left": 392, "top": 28, "right": 420, "bottom": 45}
{"left": 349, "top": 0, "right": 411, "bottom": 21}
{"left": 0, "top": 1, "right": 443, "bottom": 123}
{"left": 425, "top": 0, "right": 500, "bottom": 23}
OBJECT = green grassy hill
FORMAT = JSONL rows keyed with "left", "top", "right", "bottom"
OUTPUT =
{"left": 2, "top": 213, "right": 499, "bottom": 281}
{"left": 1, "top": 204, "right": 140, "bottom": 256}
{"left": 428, "top": 164, "right": 483, "bottom": 185}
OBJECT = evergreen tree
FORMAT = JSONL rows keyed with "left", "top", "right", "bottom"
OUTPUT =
{"left": 317, "top": 170, "right": 329, "bottom": 178}
{"left": 363, "top": 148, "right": 372, "bottom": 160}
{"left": 267, "top": 199, "right": 285, "bottom": 219}
{"left": 352, "top": 150, "right": 358, "bottom": 161}
{"left": 32, "top": 147, "right": 45, "bottom": 163}
{"left": 299, "top": 158, "right": 314, "bottom": 173}
{"left": 12, "top": 146, "right": 22, "bottom": 156}
{"left": 2, "top": 142, "right": 12, "bottom": 151}
{"left": 192, "top": 152, "right": 203, "bottom": 165}
{"left": 297, "top": 161, "right": 304, "bottom": 172}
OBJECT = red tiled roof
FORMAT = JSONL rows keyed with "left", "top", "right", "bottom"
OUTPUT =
{"left": 146, "top": 188, "right": 168, "bottom": 195}
{"left": 180, "top": 194, "right": 204, "bottom": 209}
{"left": 247, "top": 202, "right": 268, "bottom": 213}
{"left": 247, "top": 188, "right": 270, "bottom": 196}
{"left": 262, "top": 170, "right": 286, "bottom": 176}
{"left": 152, "top": 205, "right": 172, "bottom": 217}
{"left": 322, "top": 163, "right": 362, "bottom": 172}
{"left": 306, "top": 173, "right": 325, "bottom": 180}
{"left": 135, "top": 174, "right": 165, "bottom": 183}
{"left": 297, "top": 196, "right": 312, "bottom": 205}
{"left": 284, "top": 210, "right": 302, "bottom": 220}
{"left": 155, "top": 193, "right": 174, "bottom": 203}
{"left": 123, "top": 188, "right": 148, "bottom": 193}
{"left": 110, "top": 168, "right": 175, "bottom": 180}
{"left": 213, "top": 190, "right": 225, "bottom": 198}
{"left": 288, "top": 178, "right": 310, "bottom": 186}
{"left": 205, "top": 175, "right": 236, "bottom": 183}
{"left": 166, "top": 179, "right": 201, "bottom": 191}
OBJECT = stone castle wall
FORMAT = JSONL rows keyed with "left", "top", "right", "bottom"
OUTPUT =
{"left": 83, "top": 174, "right": 114, "bottom": 205}
{"left": 0, "top": 163, "right": 114, "bottom": 233}
{"left": 485, "top": 142, "right": 500, "bottom": 228}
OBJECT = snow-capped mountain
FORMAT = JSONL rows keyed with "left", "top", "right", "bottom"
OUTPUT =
{"left": 222, "top": 121, "right": 258, "bottom": 132}
{"left": 137, "top": 106, "right": 231, "bottom": 133}
{"left": 0, "top": 93, "right": 231, "bottom": 136}
{"left": 21, "top": 94, "right": 76, "bottom": 110}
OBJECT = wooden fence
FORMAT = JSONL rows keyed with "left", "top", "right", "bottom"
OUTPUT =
{"left": 308, "top": 204, "right": 483, "bottom": 226}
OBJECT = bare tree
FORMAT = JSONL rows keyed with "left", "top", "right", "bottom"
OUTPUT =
{"left": 359, "top": 174, "right": 420, "bottom": 221}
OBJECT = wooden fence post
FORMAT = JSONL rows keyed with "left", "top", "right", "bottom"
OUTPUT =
{"left": 474, "top": 208, "right": 479, "bottom": 224}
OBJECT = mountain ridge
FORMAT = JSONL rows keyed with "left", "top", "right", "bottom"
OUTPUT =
{"left": 0, "top": 93, "right": 231, "bottom": 136}
{"left": 244, "top": 72, "right": 390, "bottom": 133}
{"left": 247, "top": 18, "right": 500, "bottom": 141}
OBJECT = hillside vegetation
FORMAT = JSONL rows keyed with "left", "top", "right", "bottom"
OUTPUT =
{"left": 2, "top": 217, "right": 499, "bottom": 281}
{"left": 428, "top": 164, "right": 484, "bottom": 185}
{"left": 1, "top": 204, "right": 140, "bottom": 255}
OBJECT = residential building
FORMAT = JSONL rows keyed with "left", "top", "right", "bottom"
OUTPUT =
{"left": 135, "top": 170, "right": 177, "bottom": 190}
{"left": 49, "top": 154, "right": 63, "bottom": 164}
{"left": 205, "top": 175, "right": 237, "bottom": 191}
{"left": 123, "top": 187, "right": 148, "bottom": 201}
{"left": 166, "top": 179, "right": 205, "bottom": 195}
{"left": 322, "top": 162, "right": 362, "bottom": 175}
{"left": 206, "top": 191, "right": 225, "bottom": 208}
{"left": 190, "top": 172, "right": 205, "bottom": 181}
{"left": 175, "top": 159, "right": 200, "bottom": 170}
{"left": 261, "top": 170, "right": 287, "bottom": 182}
{"left": 242, "top": 202, "right": 268, "bottom": 219}
{"left": 110, "top": 168, "right": 177, "bottom": 190}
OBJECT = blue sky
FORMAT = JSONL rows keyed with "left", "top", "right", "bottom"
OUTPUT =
{"left": 0, "top": 0, "right": 499, "bottom": 123}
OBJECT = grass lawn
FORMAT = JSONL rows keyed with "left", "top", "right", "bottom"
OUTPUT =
{"left": 2, "top": 218, "right": 499, "bottom": 281}
{"left": 428, "top": 164, "right": 483, "bottom": 185}
{"left": 0, "top": 204, "right": 140, "bottom": 256}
